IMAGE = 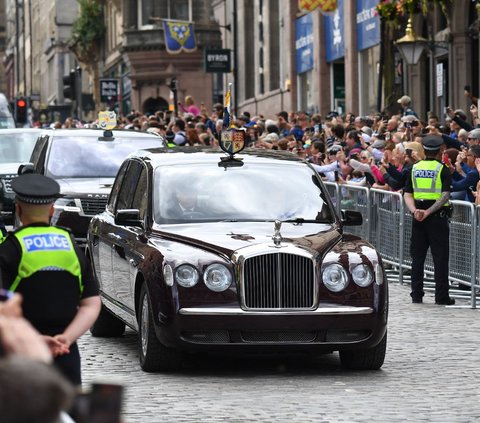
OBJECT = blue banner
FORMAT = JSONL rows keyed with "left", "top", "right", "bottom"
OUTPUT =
{"left": 295, "top": 13, "right": 314, "bottom": 74}
{"left": 324, "top": 0, "right": 344, "bottom": 63}
{"left": 356, "top": 0, "right": 380, "bottom": 51}
{"left": 163, "top": 20, "right": 196, "bottom": 54}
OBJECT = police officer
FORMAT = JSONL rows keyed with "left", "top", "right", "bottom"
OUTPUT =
{"left": 403, "top": 134, "right": 454, "bottom": 305}
{"left": 0, "top": 174, "right": 101, "bottom": 385}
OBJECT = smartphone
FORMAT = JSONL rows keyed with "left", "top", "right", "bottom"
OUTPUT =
{"left": 442, "top": 153, "right": 451, "bottom": 166}
{"left": 0, "top": 289, "right": 13, "bottom": 302}
{"left": 405, "top": 148, "right": 413, "bottom": 158}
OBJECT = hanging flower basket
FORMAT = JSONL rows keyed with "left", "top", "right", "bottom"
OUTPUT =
{"left": 375, "top": 0, "right": 450, "bottom": 23}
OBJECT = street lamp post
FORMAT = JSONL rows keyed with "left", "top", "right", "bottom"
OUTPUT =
{"left": 394, "top": 18, "right": 427, "bottom": 66}
{"left": 395, "top": 16, "right": 449, "bottom": 116}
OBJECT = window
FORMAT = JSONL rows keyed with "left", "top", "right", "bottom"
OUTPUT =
{"left": 116, "top": 161, "right": 143, "bottom": 211}
{"left": 170, "top": 0, "right": 190, "bottom": 20}
{"left": 31, "top": 136, "right": 48, "bottom": 175}
{"left": 244, "top": 0, "right": 255, "bottom": 99}
{"left": 138, "top": 0, "right": 191, "bottom": 28}
{"left": 107, "top": 162, "right": 129, "bottom": 214}
{"left": 131, "top": 167, "right": 149, "bottom": 220}
{"left": 268, "top": 0, "right": 280, "bottom": 91}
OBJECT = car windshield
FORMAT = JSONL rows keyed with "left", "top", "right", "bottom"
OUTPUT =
{"left": 154, "top": 162, "right": 335, "bottom": 223}
{"left": 0, "top": 132, "right": 40, "bottom": 163}
{"left": 0, "top": 117, "right": 16, "bottom": 129}
{"left": 46, "top": 136, "right": 163, "bottom": 178}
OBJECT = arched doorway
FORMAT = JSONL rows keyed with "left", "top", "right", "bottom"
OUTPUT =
{"left": 143, "top": 97, "right": 169, "bottom": 115}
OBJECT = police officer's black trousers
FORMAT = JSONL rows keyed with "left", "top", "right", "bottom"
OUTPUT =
{"left": 410, "top": 213, "right": 450, "bottom": 302}
{"left": 54, "top": 342, "right": 81, "bottom": 386}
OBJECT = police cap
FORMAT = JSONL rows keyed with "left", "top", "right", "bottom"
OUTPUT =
{"left": 11, "top": 174, "right": 60, "bottom": 205}
{"left": 421, "top": 134, "right": 443, "bottom": 151}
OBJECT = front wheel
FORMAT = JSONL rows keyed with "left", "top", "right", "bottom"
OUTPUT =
{"left": 339, "top": 331, "right": 387, "bottom": 370}
{"left": 138, "top": 284, "right": 182, "bottom": 372}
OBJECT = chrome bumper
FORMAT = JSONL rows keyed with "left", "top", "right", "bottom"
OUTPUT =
{"left": 179, "top": 306, "right": 373, "bottom": 316}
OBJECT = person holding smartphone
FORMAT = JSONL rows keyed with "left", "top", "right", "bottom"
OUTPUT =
{"left": 0, "top": 174, "right": 101, "bottom": 385}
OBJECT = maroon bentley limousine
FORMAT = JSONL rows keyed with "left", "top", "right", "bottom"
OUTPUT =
{"left": 87, "top": 147, "right": 388, "bottom": 372}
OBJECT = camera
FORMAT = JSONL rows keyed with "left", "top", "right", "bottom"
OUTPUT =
{"left": 70, "top": 383, "right": 123, "bottom": 423}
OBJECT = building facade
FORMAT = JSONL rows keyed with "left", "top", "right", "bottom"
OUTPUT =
{"left": 103, "top": 0, "right": 222, "bottom": 115}
{"left": 4, "top": 0, "right": 79, "bottom": 122}
{"left": 2, "top": 0, "right": 479, "bottom": 122}
{"left": 214, "top": 0, "right": 479, "bottom": 121}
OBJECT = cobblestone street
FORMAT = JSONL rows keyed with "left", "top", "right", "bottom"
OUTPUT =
{"left": 79, "top": 279, "right": 480, "bottom": 423}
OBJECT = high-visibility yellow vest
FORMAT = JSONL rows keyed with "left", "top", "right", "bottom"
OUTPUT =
{"left": 11, "top": 226, "right": 83, "bottom": 293}
{"left": 411, "top": 160, "right": 445, "bottom": 201}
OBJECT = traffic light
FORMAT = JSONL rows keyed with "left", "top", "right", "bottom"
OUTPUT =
{"left": 63, "top": 69, "right": 77, "bottom": 101}
{"left": 15, "top": 98, "right": 27, "bottom": 124}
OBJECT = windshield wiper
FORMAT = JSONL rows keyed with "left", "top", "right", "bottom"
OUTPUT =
{"left": 282, "top": 217, "right": 332, "bottom": 224}
{"left": 219, "top": 218, "right": 332, "bottom": 224}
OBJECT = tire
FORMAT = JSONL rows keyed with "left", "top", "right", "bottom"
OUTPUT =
{"left": 137, "top": 284, "right": 182, "bottom": 372}
{"left": 339, "top": 331, "right": 387, "bottom": 370}
{"left": 90, "top": 305, "right": 126, "bottom": 337}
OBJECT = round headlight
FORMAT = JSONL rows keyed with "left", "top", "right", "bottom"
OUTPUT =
{"left": 352, "top": 264, "right": 373, "bottom": 287}
{"left": 175, "top": 264, "right": 199, "bottom": 288}
{"left": 204, "top": 264, "right": 232, "bottom": 292}
{"left": 322, "top": 264, "right": 349, "bottom": 292}
{"left": 163, "top": 264, "right": 174, "bottom": 287}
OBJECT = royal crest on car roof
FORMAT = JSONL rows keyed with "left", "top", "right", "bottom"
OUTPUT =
{"left": 219, "top": 82, "right": 245, "bottom": 162}
{"left": 220, "top": 128, "right": 246, "bottom": 156}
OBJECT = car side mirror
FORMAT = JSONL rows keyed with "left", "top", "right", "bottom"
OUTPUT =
{"left": 18, "top": 163, "right": 35, "bottom": 175}
{"left": 115, "top": 209, "right": 142, "bottom": 227}
{"left": 341, "top": 209, "right": 363, "bottom": 226}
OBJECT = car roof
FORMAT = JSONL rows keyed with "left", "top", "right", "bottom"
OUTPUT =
{"left": 127, "top": 147, "right": 305, "bottom": 167}
{"left": 39, "top": 128, "right": 161, "bottom": 138}
{"left": 0, "top": 128, "right": 43, "bottom": 133}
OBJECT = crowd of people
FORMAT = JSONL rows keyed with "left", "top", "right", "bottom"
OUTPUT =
{"left": 42, "top": 92, "right": 480, "bottom": 205}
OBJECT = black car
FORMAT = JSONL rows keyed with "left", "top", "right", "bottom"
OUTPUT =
{"left": 0, "top": 128, "right": 42, "bottom": 224}
{"left": 87, "top": 148, "right": 388, "bottom": 372}
{"left": 21, "top": 128, "right": 165, "bottom": 246}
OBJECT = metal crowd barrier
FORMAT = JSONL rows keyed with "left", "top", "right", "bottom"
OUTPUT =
{"left": 326, "top": 182, "right": 479, "bottom": 308}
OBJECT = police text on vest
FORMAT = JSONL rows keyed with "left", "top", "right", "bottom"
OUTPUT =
{"left": 22, "top": 234, "right": 71, "bottom": 252}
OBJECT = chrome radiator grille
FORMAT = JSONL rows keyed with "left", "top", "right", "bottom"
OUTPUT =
{"left": 243, "top": 253, "right": 314, "bottom": 309}
{"left": 80, "top": 198, "right": 108, "bottom": 216}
